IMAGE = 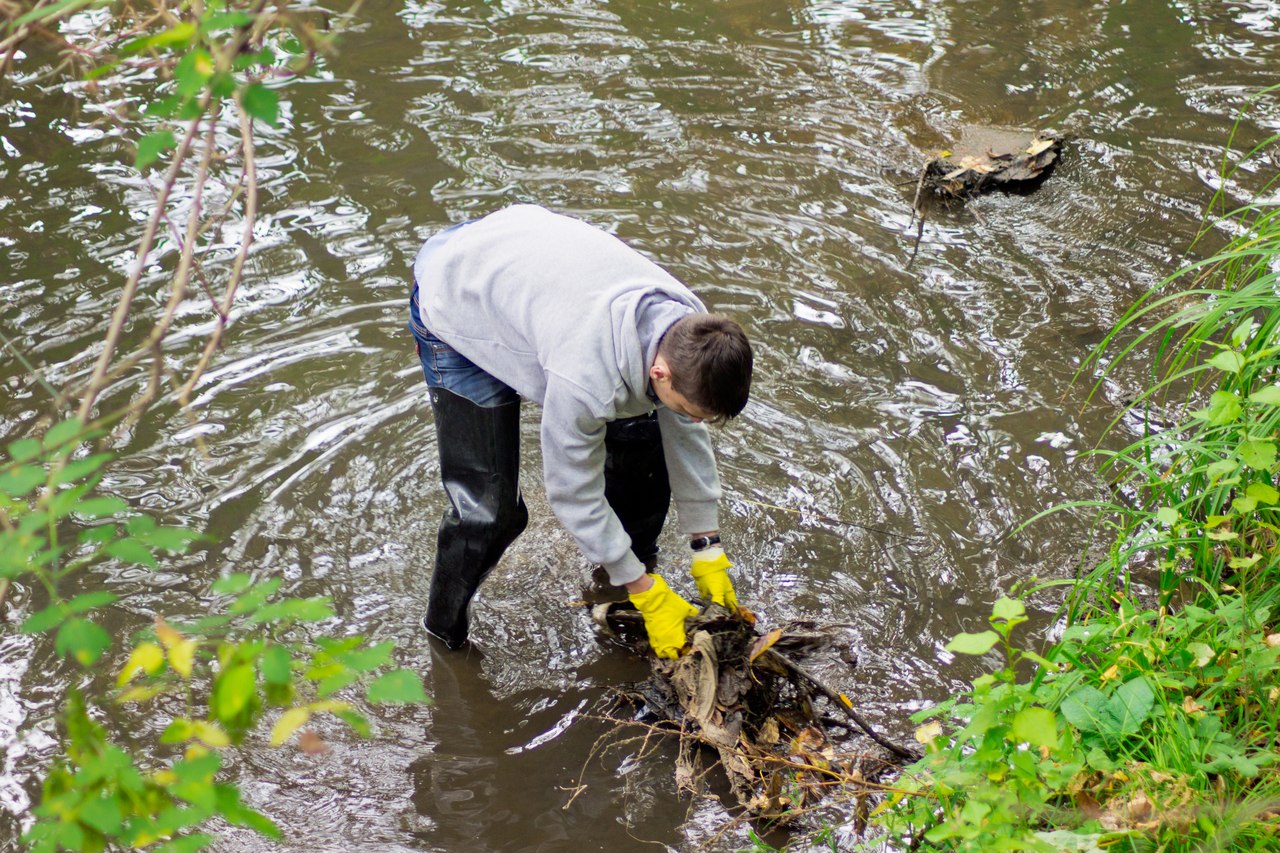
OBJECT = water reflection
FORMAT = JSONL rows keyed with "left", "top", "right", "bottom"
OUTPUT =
{"left": 2, "top": 0, "right": 1280, "bottom": 849}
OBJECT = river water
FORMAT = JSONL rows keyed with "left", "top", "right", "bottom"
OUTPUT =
{"left": 2, "top": 1, "right": 1278, "bottom": 850}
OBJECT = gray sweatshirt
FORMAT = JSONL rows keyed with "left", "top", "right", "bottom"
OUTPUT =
{"left": 413, "top": 204, "right": 721, "bottom": 585}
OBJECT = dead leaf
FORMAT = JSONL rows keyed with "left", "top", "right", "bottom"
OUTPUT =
{"left": 1265, "top": 633, "right": 1280, "bottom": 648}
{"left": 1026, "top": 136, "right": 1056, "bottom": 156}
{"left": 915, "top": 720, "right": 943, "bottom": 744}
{"left": 298, "top": 730, "right": 328, "bottom": 755}
{"left": 749, "top": 628, "right": 785, "bottom": 662}
{"left": 1182, "top": 695, "right": 1204, "bottom": 715}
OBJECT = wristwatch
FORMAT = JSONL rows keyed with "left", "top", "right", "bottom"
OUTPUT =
{"left": 689, "top": 534, "right": 721, "bottom": 552}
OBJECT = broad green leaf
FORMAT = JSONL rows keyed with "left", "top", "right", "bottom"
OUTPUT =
{"left": 1195, "top": 391, "right": 1242, "bottom": 426}
{"left": 0, "top": 465, "right": 45, "bottom": 497}
{"left": 1239, "top": 440, "right": 1276, "bottom": 470}
{"left": 212, "top": 663, "right": 256, "bottom": 722}
{"left": 21, "top": 604, "right": 68, "bottom": 634}
{"left": 338, "top": 641, "right": 395, "bottom": 673}
{"left": 118, "top": 641, "right": 166, "bottom": 686}
{"left": 1187, "top": 642, "right": 1215, "bottom": 667}
{"left": 1112, "top": 677, "right": 1155, "bottom": 735}
{"left": 1250, "top": 385, "right": 1280, "bottom": 406}
{"left": 56, "top": 618, "right": 111, "bottom": 666}
{"left": 6, "top": 438, "right": 41, "bottom": 462}
{"left": 1085, "top": 745, "right": 1118, "bottom": 772}
{"left": 42, "top": 418, "right": 83, "bottom": 449}
{"left": 1233, "top": 495, "right": 1258, "bottom": 514}
{"left": 1231, "top": 316, "right": 1257, "bottom": 347}
{"left": 152, "top": 833, "right": 214, "bottom": 853}
{"left": 1059, "top": 685, "right": 1117, "bottom": 734}
{"left": 365, "top": 669, "right": 428, "bottom": 704}
{"left": 105, "top": 537, "right": 156, "bottom": 568}
{"left": 74, "top": 496, "right": 128, "bottom": 517}
{"left": 316, "top": 670, "right": 360, "bottom": 698}
{"left": 261, "top": 644, "right": 293, "bottom": 685}
{"left": 133, "top": 526, "right": 201, "bottom": 552}
{"left": 1010, "top": 706, "right": 1058, "bottom": 748}
{"left": 269, "top": 707, "right": 310, "bottom": 746}
{"left": 241, "top": 83, "right": 279, "bottom": 127}
{"left": 67, "top": 590, "right": 117, "bottom": 613}
{"left": 135, "top": 130, "right": 177, "bottom": 169}
{"left": 203, "top": 11, "right": 255, "bottom": 30}
{"left": 1208, "top": 350, "right": 1244, "bottom": 374}
{"left": 334, "top": 708, "right": 373, "bottom": 737}
{"left": 945, "top": 630, "right": 1000, "bottom": 656}
{"left": 161, "top": 718, "right": 195, "bottom": 744}
{"left": 174, "top": 49, "right": 214, "bottom": 97}
{"left": 51, "top": 453, "right": 111, "bottom": 485}
{"left": 78, "top": 794, "right": 123, "bottom": 835}
{"left": 1229, "top": 553, "right": 1261, "bottom": 570}
{"left": 1207, "top": 459, "right": 1239, "bottom": 480}
{"left": 1155, "top": 506, "right": 1179, "bottom": 526}
{"left": 1207, "top": 529, "right": 1239, "bottom": 541}
{"left": 990, "top": 596, "right": 1025, "bottom": 623}
{"left": 1247, "top": 482, "right": 1280, "bottom": 505}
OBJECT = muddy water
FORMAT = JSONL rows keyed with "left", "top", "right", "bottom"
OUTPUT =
{"left": 3, "top": 0, "right": 1279, "bottom": 850}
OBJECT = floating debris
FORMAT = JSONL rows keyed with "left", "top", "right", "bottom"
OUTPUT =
{"left": 923, "top": 126, "right": 1063, "bottom": 199}
{"left": 588, "top": 603, "right": 918, "bottom": 828}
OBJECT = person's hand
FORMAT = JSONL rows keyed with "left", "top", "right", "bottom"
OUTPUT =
{"left": 690, "top": 546, "right": 737, "bottom": 609}
{"left": 628, "top": 574, "right": 699, "bottom": 659}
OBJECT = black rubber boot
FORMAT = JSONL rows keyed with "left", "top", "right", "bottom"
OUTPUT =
{"left": 425, "top": 388, "right": 528, "bottom": 648}
{"left": 604, "top": 412, "right": 671, "bottom": 569}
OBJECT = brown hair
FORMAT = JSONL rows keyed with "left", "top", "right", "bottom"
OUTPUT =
{"left": 659, "top": 314, "right": 753, "bottom": 421}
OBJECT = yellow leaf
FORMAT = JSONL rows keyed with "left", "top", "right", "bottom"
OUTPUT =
{"left": 169, "top": 638, "right": 196, "bottom": 679}
{"left": 939, "top": 150, "right": 952, "bottom": 158}
{"left": 1100, "top": 664, "right": 1120, "bottom": 683}
{"left": 192, "top": 720, "right": 231, "bottom": 748}
{"left": 118, "top": 642, "right": 165, "bottom": 687}
{"left": 154, "top": 616, "right": 183, "bottom": 650}
{"left": 308, "top": 700, "right": 353, "bottom": 714}
{"left": 117, "top": 684, "right": 165, "bottom": 704}
{"left": 838, "top": 693, "right": 854, "bottom": 710}
{"left": 150, "top": 769, "right": 177, "bottom": 786}
{"left": 748, "top": 628, "right": 784, "bottom": 663}
{"left": 271, "top": 707, "right": 311, "bottom": 747}
{"left": 1025, "top": 137, "right": 1055, "bottom": 156}
{"left": 870, "top": 789, "right": 905, "bottom": 816}
{"left": 915, "top": 721, "right": 943, "bottom": 744}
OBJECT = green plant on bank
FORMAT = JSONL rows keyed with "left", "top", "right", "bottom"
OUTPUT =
{"left": 870, "top": 92, "right": 1280, "bottom": 851}
{"left": 2, "top": 420, "right": 429, "bottom": 851}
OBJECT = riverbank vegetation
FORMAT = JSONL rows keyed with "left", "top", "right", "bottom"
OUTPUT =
{"left": 867, "top": 93, "right": 1280, "bottom": 851}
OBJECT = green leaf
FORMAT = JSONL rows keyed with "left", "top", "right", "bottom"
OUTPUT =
{"left": 241, "top": 83, "right": 279, "bottom": 127}
{"left": 152, "top": 834, "right": 214, "bottom": 853}
{"left": 1208, "top": 350, "right": 1245, "bottom": 374}
{"left": 7, "top": 438, "right": 41, "bottom": 462}
{"left": 56, "top": 618, "right": 112, "bottom": 666}
{"left": 43, "top": 418, "right": 83, "bottom": 449}
{"left": 78, "top": 794, "right": 122, "bottom": 835}
{"left": 74, "top": 496, "right": 128, "bottom": 518}
{"left": 1187, "top": 642, "right": 1215, "bottom": 667}
{"left": 1111, "top": 677, "right": 1155, "bottom": 735}
{"left": 1233, "top": 495, "right": 1258, "bottom": 514}
{"left": 161, "top": 718, "right": 195, "bottom": 744}
{"left": 136, "top": 130, "right": 177, "bottom": 169}
{"left": 13, "top": 0, "right": 98, "bottom": 27}
{"left": 1085, "top": 745, "right": 1118, "bottom": 772}
{"left": 365, "top": 669, "right": 428, "bottom": 704}
{"left": 1207, "top": 459, "right": 1239, "bottom": 480}
{"left": 174, "top": 49, "right": 214, "bottom": 97}
{"left": 1060, "top": 686, "right": 1117, "bottom": 734}
{"left": 260, "top": 644, "right": 292, "bottom": 685}
{"left": 1195, "top": 391, "right": 1243, "bottom": 426}
{"left": 51, "top": 453, "right": 111, "bottom": 485}
{"left": 1239, "top": 440, "right": 1276, "bottom": 471}
{"left": 338, "top": 641, "right": 395, "bottom": 673}
{"left": 945, "top": 630, "right": 1000, "bottom": 656}
{"left": 67, "top": 591, "right": 117, "bottom": 613}
{"left": 21, "top": 604, "right": 67, "bottom": 634}
{"left": 0, "top": 465, "right": 45, "bottom": 497}
{"left": 990, "top": 596, "right": 1025, "bottom": 623}
{"left": 1247, "top": 482, "right": 1280, "bottom": 505}
{"left": 1250, "top": 385, "right": 1280, "bottom": 406}
{"left": 1010, "top": 707, "right": 1058, "bottom": 748}
{"left": 105, "top": 538, "right": 157, "bottom": 568}
{"left": 203, "top": 10, "right": 255, "bottom": 30}
{"left": 1156, "top": 506, "right": 1179, "bottom": 526}
{"left": 134, "top": 526, "right": 202, "bottom": 553}
{"left": 335, "top": 708, "right": 373, "bottom": 737}
{"left": 212, "top": 663, "right": 256, "bottom": 722}
{"left": 122, "top": 21, "right": 197, "bottom": 54}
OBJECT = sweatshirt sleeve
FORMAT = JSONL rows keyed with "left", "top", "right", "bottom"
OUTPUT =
{"left": 656, "top": 406, "right": 721, "bottom": 535}
{"left": 540, "top": 378, "right": 647, "bottom": 586}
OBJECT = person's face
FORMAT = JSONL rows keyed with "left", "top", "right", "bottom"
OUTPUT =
{"left": 649, "top": 355, "right": 717, "bottom": 423}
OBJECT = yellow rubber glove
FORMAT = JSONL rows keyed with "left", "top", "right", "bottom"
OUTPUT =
{"left": 690, "top": 546, "right": 737, "bottom": 609}
{"left": 628, "top": 574, "right": 699, "bottom": 659}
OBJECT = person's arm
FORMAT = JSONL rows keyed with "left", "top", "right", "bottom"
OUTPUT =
{"left": 540, "top": 380, "right": 646, "bottom": 585}
{"left": 656, "top": 409, "right": 738, "bottom": 608}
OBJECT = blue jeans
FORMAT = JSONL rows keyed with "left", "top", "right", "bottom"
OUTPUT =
{"left": 408, "top": 221, "right": 518, "bottom": 408}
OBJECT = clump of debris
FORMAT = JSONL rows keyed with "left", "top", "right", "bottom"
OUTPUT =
{"left": 587, "top": 604, "right": 918, "bottom": 832}
{"left": 921, "top": 126, "right": 1063, "bottom": 199}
